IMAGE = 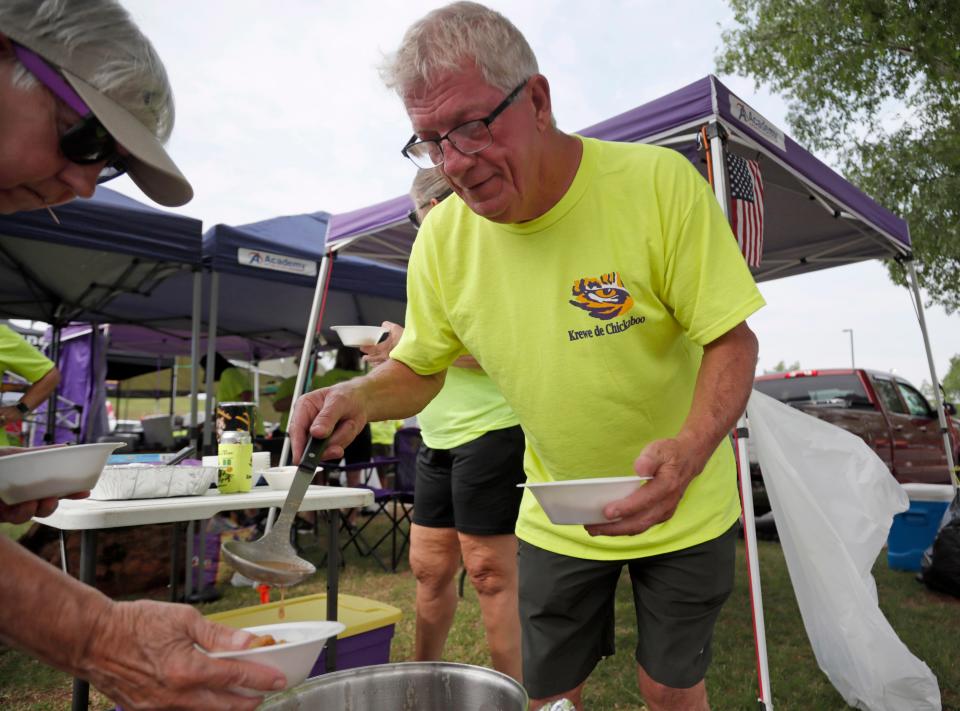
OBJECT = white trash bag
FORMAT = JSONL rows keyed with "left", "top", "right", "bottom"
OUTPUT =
{"left": 747, "top": 390, "right": 941, "bottom": 711}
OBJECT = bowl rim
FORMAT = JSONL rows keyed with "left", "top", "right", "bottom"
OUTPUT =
{"left": 205, "top": 621, "right": 346, "bottom": 658}
{"left": 519, "top": 475, "right": 652, "bottom": 489}
{"left": 0, "top": 441, "right": 124, "bottom": 463}
{"left": 330, "top": 325, "right": 386, "bottom": 333}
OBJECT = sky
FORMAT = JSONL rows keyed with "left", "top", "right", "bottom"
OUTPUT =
{"left": 105, "top": 0, "right": 959, "bottom": 390}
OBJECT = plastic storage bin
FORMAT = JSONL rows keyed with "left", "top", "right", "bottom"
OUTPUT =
{"left": 206, "top": 592, "right": 401, "bottom": 675}
{"left": 887, "top": 483, "right": 954, "bottom": 572}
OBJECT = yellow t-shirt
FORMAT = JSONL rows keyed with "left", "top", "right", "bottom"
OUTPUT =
{"left": 273, "top": 374, "right": 324, "bottom": 432}
{"left": 391, "top": 136, "right": 765, "bottom": 560}
{"left": 417, "top": 365, "right": 518, "bottom": 450}
{"left": 0, "top": 326, "right": 55, "bottom": 447}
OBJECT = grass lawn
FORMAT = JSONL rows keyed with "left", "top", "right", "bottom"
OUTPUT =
{"left": 1, "top": 517, "right": 957, "bottom": 710}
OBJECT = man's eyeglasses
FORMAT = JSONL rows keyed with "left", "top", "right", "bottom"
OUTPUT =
{"left": 407, "top": 188, "right": 454, "bottom": 228}
{"left": 401, "top": 78, "right": 529, "bottom": 169}
{"left": 12, "top": 42, "right": 125, "bottom": 184}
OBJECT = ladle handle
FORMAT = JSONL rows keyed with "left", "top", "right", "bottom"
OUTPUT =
{"left": 270, "top": 436, "right": 329, "bottom": 539}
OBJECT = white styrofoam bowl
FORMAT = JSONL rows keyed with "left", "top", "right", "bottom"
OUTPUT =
{"left": 520, "top": 475, "right": 652, "bottom": 525}
{"left": 0, "top": 442, "right": 125, "bottom": 505}
{"left": 330, "top": 325, "right": 386, "bottom": 347}
{"left": 262, "top": 465, "right": 298, "bottom": 490}
{"left": 206, "top": 621, "right": 345, "bottom": 692}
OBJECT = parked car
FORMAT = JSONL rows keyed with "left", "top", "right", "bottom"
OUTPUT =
{"left": 747, "top": 369, "right": 959, "bottom": 522}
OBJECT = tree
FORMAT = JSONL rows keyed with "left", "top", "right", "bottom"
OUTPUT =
{"left": 942, "top": 354, "right": 960, "bottom": 403}
{"left": 767, "top": 360, "right": 801, "bottom": 373}
{"left": 717, "top": 0, "right": 960, "bottom": 312}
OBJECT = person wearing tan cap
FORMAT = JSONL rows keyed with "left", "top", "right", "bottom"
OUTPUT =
{"left": 0, "top": 0, "right": 192, "bottom": 215}
{"left": 0, "top": 2, "right": 286, "bottom": 709}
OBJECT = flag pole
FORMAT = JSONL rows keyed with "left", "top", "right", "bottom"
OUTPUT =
{"left": 701, "top": 121, "right": 774, "bottom": 710}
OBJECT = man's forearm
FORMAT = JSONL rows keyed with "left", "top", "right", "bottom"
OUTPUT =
{"left": 21, "top": 367, "right": 60, "bottom": 411}
{"left": 676, "top": 322, "right": 758, "bottom": 470}
{"left": 354, "top": 358, "right": 445, "bottom": 422}
{"left": 0, "top": 537, "right": 112, "bottom": 675}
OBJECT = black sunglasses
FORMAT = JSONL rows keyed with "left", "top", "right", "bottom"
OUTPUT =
{"left": 12, "top": 42, "right": 126, "bottom": 183}
{"left": 407, "top": 188, "right": 454, "bottom": 228}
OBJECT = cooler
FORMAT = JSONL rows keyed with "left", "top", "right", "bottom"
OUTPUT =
{"left": 887, "top": 483, "right": 955, "bottom": 572}
{"left": 206, "top": 592, "right": 402, "bottom": 674}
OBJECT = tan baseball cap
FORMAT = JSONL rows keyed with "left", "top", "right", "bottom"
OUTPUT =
{"left": 2, "top": 24, "right": 193, "bottom": 207}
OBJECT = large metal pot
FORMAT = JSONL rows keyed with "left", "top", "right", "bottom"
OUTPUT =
{"left": 260, "top": 662, "right": 528, "bottom": 711}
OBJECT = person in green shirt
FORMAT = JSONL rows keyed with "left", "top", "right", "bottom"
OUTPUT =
{"left": 291, "top": 4, "right": 763, "bottom": 708}
{"left": 315, "top": 348, "right": 373, "bottom": 490}
{"left": 201, "top": 352, "right": 264, "bottom": 436}
{"left": 0, "top": 324, "right": 60, "bottom": 449}
{"left": 360, "top": 168, "right": 525, "bottom": 682}
{"left": 273, "top": 371, "right": 323, "bottom": 434}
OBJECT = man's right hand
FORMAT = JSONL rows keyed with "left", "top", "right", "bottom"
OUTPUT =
{"left": 83, "top": 599, "right": 286, "bottom": 710}
{"left": 288, "top": 381, "right": 369, "bottom": 463}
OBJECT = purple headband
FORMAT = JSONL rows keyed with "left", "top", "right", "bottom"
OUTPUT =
{"left": 12, "top": 42, "right": 91, "bottom": 116}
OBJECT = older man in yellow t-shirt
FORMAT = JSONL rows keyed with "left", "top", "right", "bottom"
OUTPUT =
{"left": 291, "top": 5, "right": 764, "bottom": 708}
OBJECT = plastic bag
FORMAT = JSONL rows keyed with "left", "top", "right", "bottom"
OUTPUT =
{"left": 747, "top": 390, "right": 941, "bottom": 710}
{"left": 920, "top": 491, "right": 960, "bottom": 597}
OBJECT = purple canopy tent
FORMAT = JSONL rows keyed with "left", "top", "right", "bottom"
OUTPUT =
{"left": 322, "top": 75, "right": 952, "bottom": 709}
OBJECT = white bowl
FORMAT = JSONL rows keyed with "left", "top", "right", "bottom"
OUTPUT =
{"left": 0, "top": 442, "right": 125, "bottom": 505}
{"left": 206, "top": 621, "right": 345, "bottom": 691}
{"left": 330, "top": 325, "right": 387, "bottom": 347}
{"left": 262, "top": 465, "right": 298, "bottom": 490}
{"left": 520, "top": 475, "right": 651, "bottom": 525}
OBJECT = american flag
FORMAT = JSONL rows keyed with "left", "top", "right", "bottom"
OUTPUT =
{"left": 726, "top": 153, "right": 764, "bottom": 267}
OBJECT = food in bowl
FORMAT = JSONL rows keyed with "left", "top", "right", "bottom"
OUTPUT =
{"left": 248, "top": 634, "right": 286, "bottom": 649}
{"left": 330, "top": 325, "right": 387, "bottom": 347}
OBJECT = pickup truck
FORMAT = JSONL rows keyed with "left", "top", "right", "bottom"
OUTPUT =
{"left": 750, "top": 368, "right": 959, "bottom": 488}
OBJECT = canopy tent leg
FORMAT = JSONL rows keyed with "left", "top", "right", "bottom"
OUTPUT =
{"left": 202, "top": 271, "right": 220, "bottom": 453}
{"left": 170, "top": 354, "right": 178, "bottom": 418}
{"left": 43, "top": 323, "right": 62, "bottom": 443}
{"left": 279, "top": 254, "right": 333, "bottom": 469}
{"left": 189, "top": 269, "right": 202, "bottom": 454}
{"left": 904, "top": 259, "right": 959, "bottom": 491}
{"left": 704, "top": 122, "right": 773, "bottom": 708}
{"left": 271, "top": 254, "right": 332, "bottom": 535}
{"left": 735, "top": 418, "right": 774, "bottom": 710}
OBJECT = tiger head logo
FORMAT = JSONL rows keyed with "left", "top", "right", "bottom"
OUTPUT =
{"left": 569, "top": 272, "right": 634, "bottom": 320}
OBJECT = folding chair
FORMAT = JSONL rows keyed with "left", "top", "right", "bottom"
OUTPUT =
{"left": 340, "top": 427, "right": 421, "bottom": 572}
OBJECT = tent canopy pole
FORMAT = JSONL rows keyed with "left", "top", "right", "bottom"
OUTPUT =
{"left": 704, "top": 121, "right": 773, "bottom": 710}
{"left": 279, "top": 253, "right": 333, "bottom": 469}
{"left": 201, "top": 271, "right": 220, "bottom": 453}
{"left": 903, "top": 258, "right": 959, "bottom": 491}
{"left": 188, "top": 269, "right": 202, "bottom": 453}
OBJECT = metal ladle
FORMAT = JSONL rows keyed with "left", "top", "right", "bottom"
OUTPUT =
{"left": 221, "top": 436, "right": 328, "bottom": 587}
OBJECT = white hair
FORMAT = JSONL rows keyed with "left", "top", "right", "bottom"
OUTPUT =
{"left": 1, "top": 0, "right": 175, "bottom": 141}
{"left": 380, "top": 1, "right": 539, "bottom": 96}
{"left": 410, "top": 167, "right": 450, "bottom": 209}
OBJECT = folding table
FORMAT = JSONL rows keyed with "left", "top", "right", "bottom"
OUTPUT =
{"left": 35, "top": 484, "right": 373, "bottom": 711}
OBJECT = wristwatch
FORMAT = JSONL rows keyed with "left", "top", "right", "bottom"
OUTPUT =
{"left": 15, "top": 401, "right": 29, "bottom": 415}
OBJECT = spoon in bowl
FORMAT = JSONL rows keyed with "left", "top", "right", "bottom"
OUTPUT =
{"left": 221, "top": 436, "right": 329, "bottom": 587}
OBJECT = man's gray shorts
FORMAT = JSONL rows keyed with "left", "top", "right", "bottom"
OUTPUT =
{"left": 518, "top": 524, "right": 738, "bottom": 698}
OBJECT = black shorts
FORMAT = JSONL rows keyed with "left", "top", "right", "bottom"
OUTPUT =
{"left": 322, "top": 423, "right": 372, "bottom": 467}
{"left": 518, "top": 524, "right": 738, "bottom": 698}
{"left": 413, "top": 425, "right": 526, "bottom": 535}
